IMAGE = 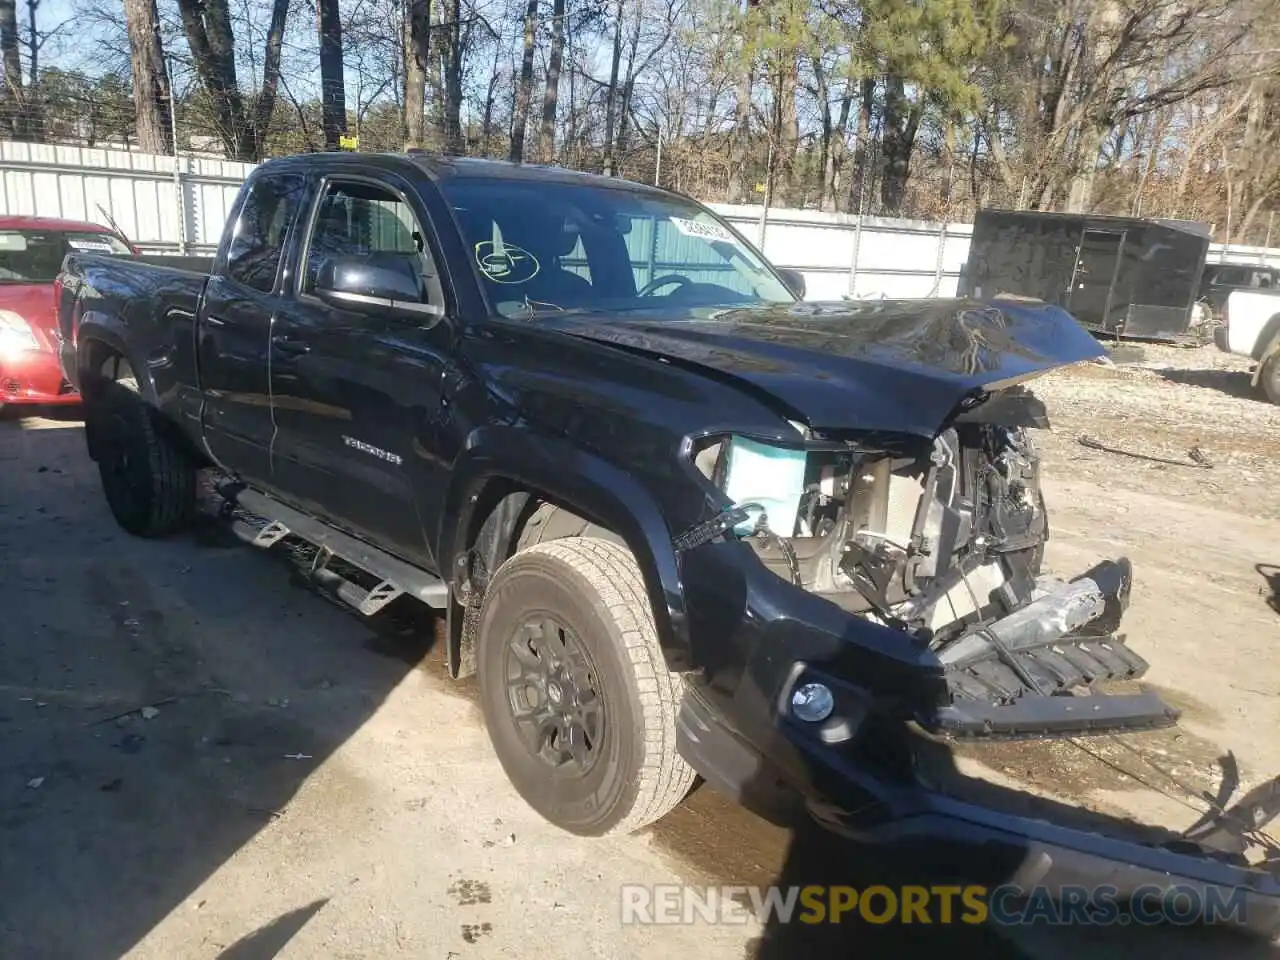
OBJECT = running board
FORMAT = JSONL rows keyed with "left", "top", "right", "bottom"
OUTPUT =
{"left": 225, "top": 486, "right": 449, "bottom": 612}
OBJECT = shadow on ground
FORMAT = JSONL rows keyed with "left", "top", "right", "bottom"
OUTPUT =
{"left": 0, "top": 420, "right": 443, "bottom": 957}
{"left": 1259, "top": 565, "right": 1280, "bottom": 616}
{"left": 1152, "top": 367, "right": 1262, "bottom": 401}
{"left": 216, "top": 899, "right": 330, "bottom": 960}
{"left": 737, "top": 727, "right": 1280, "bottom": 959}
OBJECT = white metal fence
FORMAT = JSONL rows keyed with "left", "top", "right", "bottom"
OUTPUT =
{"left": 709, "top": 203, "right": 1280, "bottom": 301}
{"left": 0, "top": 140, "right": 251, "bottom": 255}
{"left": 0, "top": 140, "right": 1276, "bottom": 297}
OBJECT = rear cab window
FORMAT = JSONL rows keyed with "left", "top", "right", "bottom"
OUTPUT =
{"left": 224, "top": 172, "right": 308, "bottom": 293}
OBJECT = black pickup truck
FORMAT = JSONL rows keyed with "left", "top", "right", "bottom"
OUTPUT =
{"left": 56, "top": 152, "right": 1279, "bottom": 931}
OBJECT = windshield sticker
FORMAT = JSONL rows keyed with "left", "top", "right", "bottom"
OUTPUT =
{"left": 67, "top": 238, "right": 118, "bottom": 253}
{"left": 475, "top": 241, "right": 540, "bottom": 285}
{"left": 669, "top": 217, "right": 738, "bottom": 245}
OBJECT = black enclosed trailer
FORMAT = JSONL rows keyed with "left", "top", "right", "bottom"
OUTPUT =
{"left": 959, "top": 209, "right": 1211, "bottom": 342}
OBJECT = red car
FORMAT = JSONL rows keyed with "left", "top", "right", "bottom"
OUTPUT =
{"left": 0, "top": 215, "right": 137, "bottom": 411}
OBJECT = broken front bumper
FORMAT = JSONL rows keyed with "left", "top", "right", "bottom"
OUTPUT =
{"left": 927, "top": 558, "right": 1179, "bottom": 737}
{"left": 674, "top": 541, "right": 1279, "bottom": 935}
{"left": 677, "top": 684, "right": 1280, "bottom": 938}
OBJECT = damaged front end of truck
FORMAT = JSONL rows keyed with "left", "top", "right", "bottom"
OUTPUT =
{"left": 682, "top": 389, "right": 1174, "bottom": 739}
{"left": 588, "top": 299, "right": 1280, "bottom": 936}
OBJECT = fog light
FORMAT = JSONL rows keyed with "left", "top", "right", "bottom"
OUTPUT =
{"left": 790, "top": 682, "right": 835, "bottom": 723}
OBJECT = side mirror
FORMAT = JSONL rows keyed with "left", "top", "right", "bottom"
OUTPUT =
{"left": 314, "top": 253, "right": 441, "bottom": 321}
{"left": 777, "top": 267, "right": 806, "bottom": 300}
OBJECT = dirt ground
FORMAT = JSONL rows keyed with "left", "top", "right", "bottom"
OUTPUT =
{"left": 1, "top": 342, "right": 1277, "bottom": 959}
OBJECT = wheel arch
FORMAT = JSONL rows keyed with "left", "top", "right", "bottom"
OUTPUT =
{"left": 77, "top": 330, "right": 207, "bottom": 466}
{"left": 439, "top": 428, "right": 692, "bottom": 680}
{"left": 1249, "top": 311, "right": 1280, "bottom": 362}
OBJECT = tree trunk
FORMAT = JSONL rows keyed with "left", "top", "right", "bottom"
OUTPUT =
{"left": 728, "top": 58, "right": 752, "bottom": 202}
{"left": 537, "top": 0, "right": 566, "bottom": 163}
{"left": 612, "top": 4, "right": 643, "bottom": 169}
{"left": 248, "top": 0, "right": 288, "bottom": 159}
{"left": 777, "top": 55, "right": 798, "bottom": 205}
{"left": 403, "top": 0, "right": 430, "bottom": 148}
{"left": 846, "top": 77, "right": 874, "bottom": 213}
{"left": 176, "top": 0, "right": 249, "bottom": 158}
{"left": 0, "top": 0, "right": 22, "bottom": 138}
{"left": 480, "top": 40, "right": 501, "bottom": 153}
{"left": 316, "top": 0, "right": 347, "bottom": 149}
{"left": 440, "top": 0, "right": 463, "bottom": 154}
{"left": 24, "top": 0, "right": 34, "bottom": 87}
{"left": 600, "top": 0, "right": 624, "bottom": 175}
{"left": 813, "top": 59, "right": 832, "bottom": 211}
{"left": 508, "top": 0, "right": 537, "bottom": 162}
{"left": 879, "top": 74, "right": 920, "bottom": 214}
{"left": 122, "top": 0, "right": 172, "bottom": 154}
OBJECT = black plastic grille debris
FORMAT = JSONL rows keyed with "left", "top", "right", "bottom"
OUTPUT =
{"left": 946, "top": 635, "right": 1151, "bottom": 704}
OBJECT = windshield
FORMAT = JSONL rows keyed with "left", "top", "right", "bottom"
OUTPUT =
{"left": 0, "top": 229, "right": 133, "bottom": 284}
{"left": 439, "top": 177, "right": 794, "bottom": 318}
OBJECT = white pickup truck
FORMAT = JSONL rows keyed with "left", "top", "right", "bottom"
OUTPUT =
{"left": 1216, "top": 287, "right": 1280, "bottom": 403}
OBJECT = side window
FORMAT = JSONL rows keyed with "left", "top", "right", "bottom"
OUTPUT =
{"left": 225, "top": 173, "right": 306, "bottom": 292}
{"left": 303, "top": 180, "right": 438, "bottom": 302}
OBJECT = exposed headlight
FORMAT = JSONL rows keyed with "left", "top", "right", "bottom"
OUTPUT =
{"left": 688, "top": 433, "right": 809, "bottom": 536}
{"left": 0, "top": 309, "right": 39, "bottom": 357}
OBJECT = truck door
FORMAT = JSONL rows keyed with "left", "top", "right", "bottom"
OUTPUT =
{"left": 197, "top": 171, "right": 307, "bottom": 483}
{"left": 267, "top": 174, "right": 452, "bottom": 569}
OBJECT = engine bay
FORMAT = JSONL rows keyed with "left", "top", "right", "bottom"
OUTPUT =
{"left": 701, "top": 417, "right": 1049, "bottom": 647}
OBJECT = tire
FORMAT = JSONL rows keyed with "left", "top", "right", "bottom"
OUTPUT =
{"left": 1261, "top": 352, "right": 1280, "bottom": 405}
{"left": 476, "top": 537, "right": 694, "bottom": 836}
{"left": 90, "top": 379, "right": 196, "bottom": 536}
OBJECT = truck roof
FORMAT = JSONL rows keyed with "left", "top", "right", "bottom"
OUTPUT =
{"left": 257, "top": 151, "right": 673, "bottom": 198}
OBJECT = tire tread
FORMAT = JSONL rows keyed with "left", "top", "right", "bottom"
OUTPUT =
{"left": 95, "top": 382, "right": 196, "bottom": 537}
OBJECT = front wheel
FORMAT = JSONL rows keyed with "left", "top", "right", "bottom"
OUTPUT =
{"left": 476, "top": 537, "right": 695, "bottom": 836}
{"left": 1260, "top": 352, "right": 1280, "bottom": 405}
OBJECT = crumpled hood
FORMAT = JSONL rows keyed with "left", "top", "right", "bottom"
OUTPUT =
{"left": 543, "top": 298, "right": 1102, "bottom": 437}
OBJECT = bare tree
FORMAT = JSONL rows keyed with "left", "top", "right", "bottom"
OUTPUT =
{"left": 537, "top": 0, "right": 566, "bottom": 162}
{"left": 121, "top": 0, "right": 172, "bottom": 153}
{"left": 0, "top": 0, "right": 22, "bottom": 136}
{"left": 316, "top": 0, "right": 346, "bottom": 148}
{"left": 508, "top": 0, "right": 536, "bottom": 162}
{"left": 404, "top": 0, "right": 431, "bottom": 147}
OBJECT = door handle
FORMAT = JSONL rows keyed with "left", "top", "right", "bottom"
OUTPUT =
{"left": 272, "top": 335, "right": 311, "bottom": 356}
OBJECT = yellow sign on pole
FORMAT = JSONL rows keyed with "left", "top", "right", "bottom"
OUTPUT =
{"left": 339, "top": 134, "right": 359, "bottom": 150}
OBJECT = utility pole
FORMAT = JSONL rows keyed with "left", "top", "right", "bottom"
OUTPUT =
{"left": 166, "top": 55, "right": 187, "bottom": 256}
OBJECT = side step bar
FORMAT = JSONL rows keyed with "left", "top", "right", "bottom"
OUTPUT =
{"left": 226, "top": 486, "right": 449, "bottom": 614}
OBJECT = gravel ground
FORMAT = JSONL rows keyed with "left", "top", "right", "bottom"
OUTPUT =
{"left": 0, "top": 341, "right": 1277, "bottom": 959}
{"left": 1032, "top": 343, "right": 1280, "bottom": 520}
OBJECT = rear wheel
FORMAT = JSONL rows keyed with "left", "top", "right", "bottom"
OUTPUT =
{"left": 89, "top": 379, "right": 196, "bottom": 536}
{"left": 476, "top": 537, "right": 694, "bottom": 836}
